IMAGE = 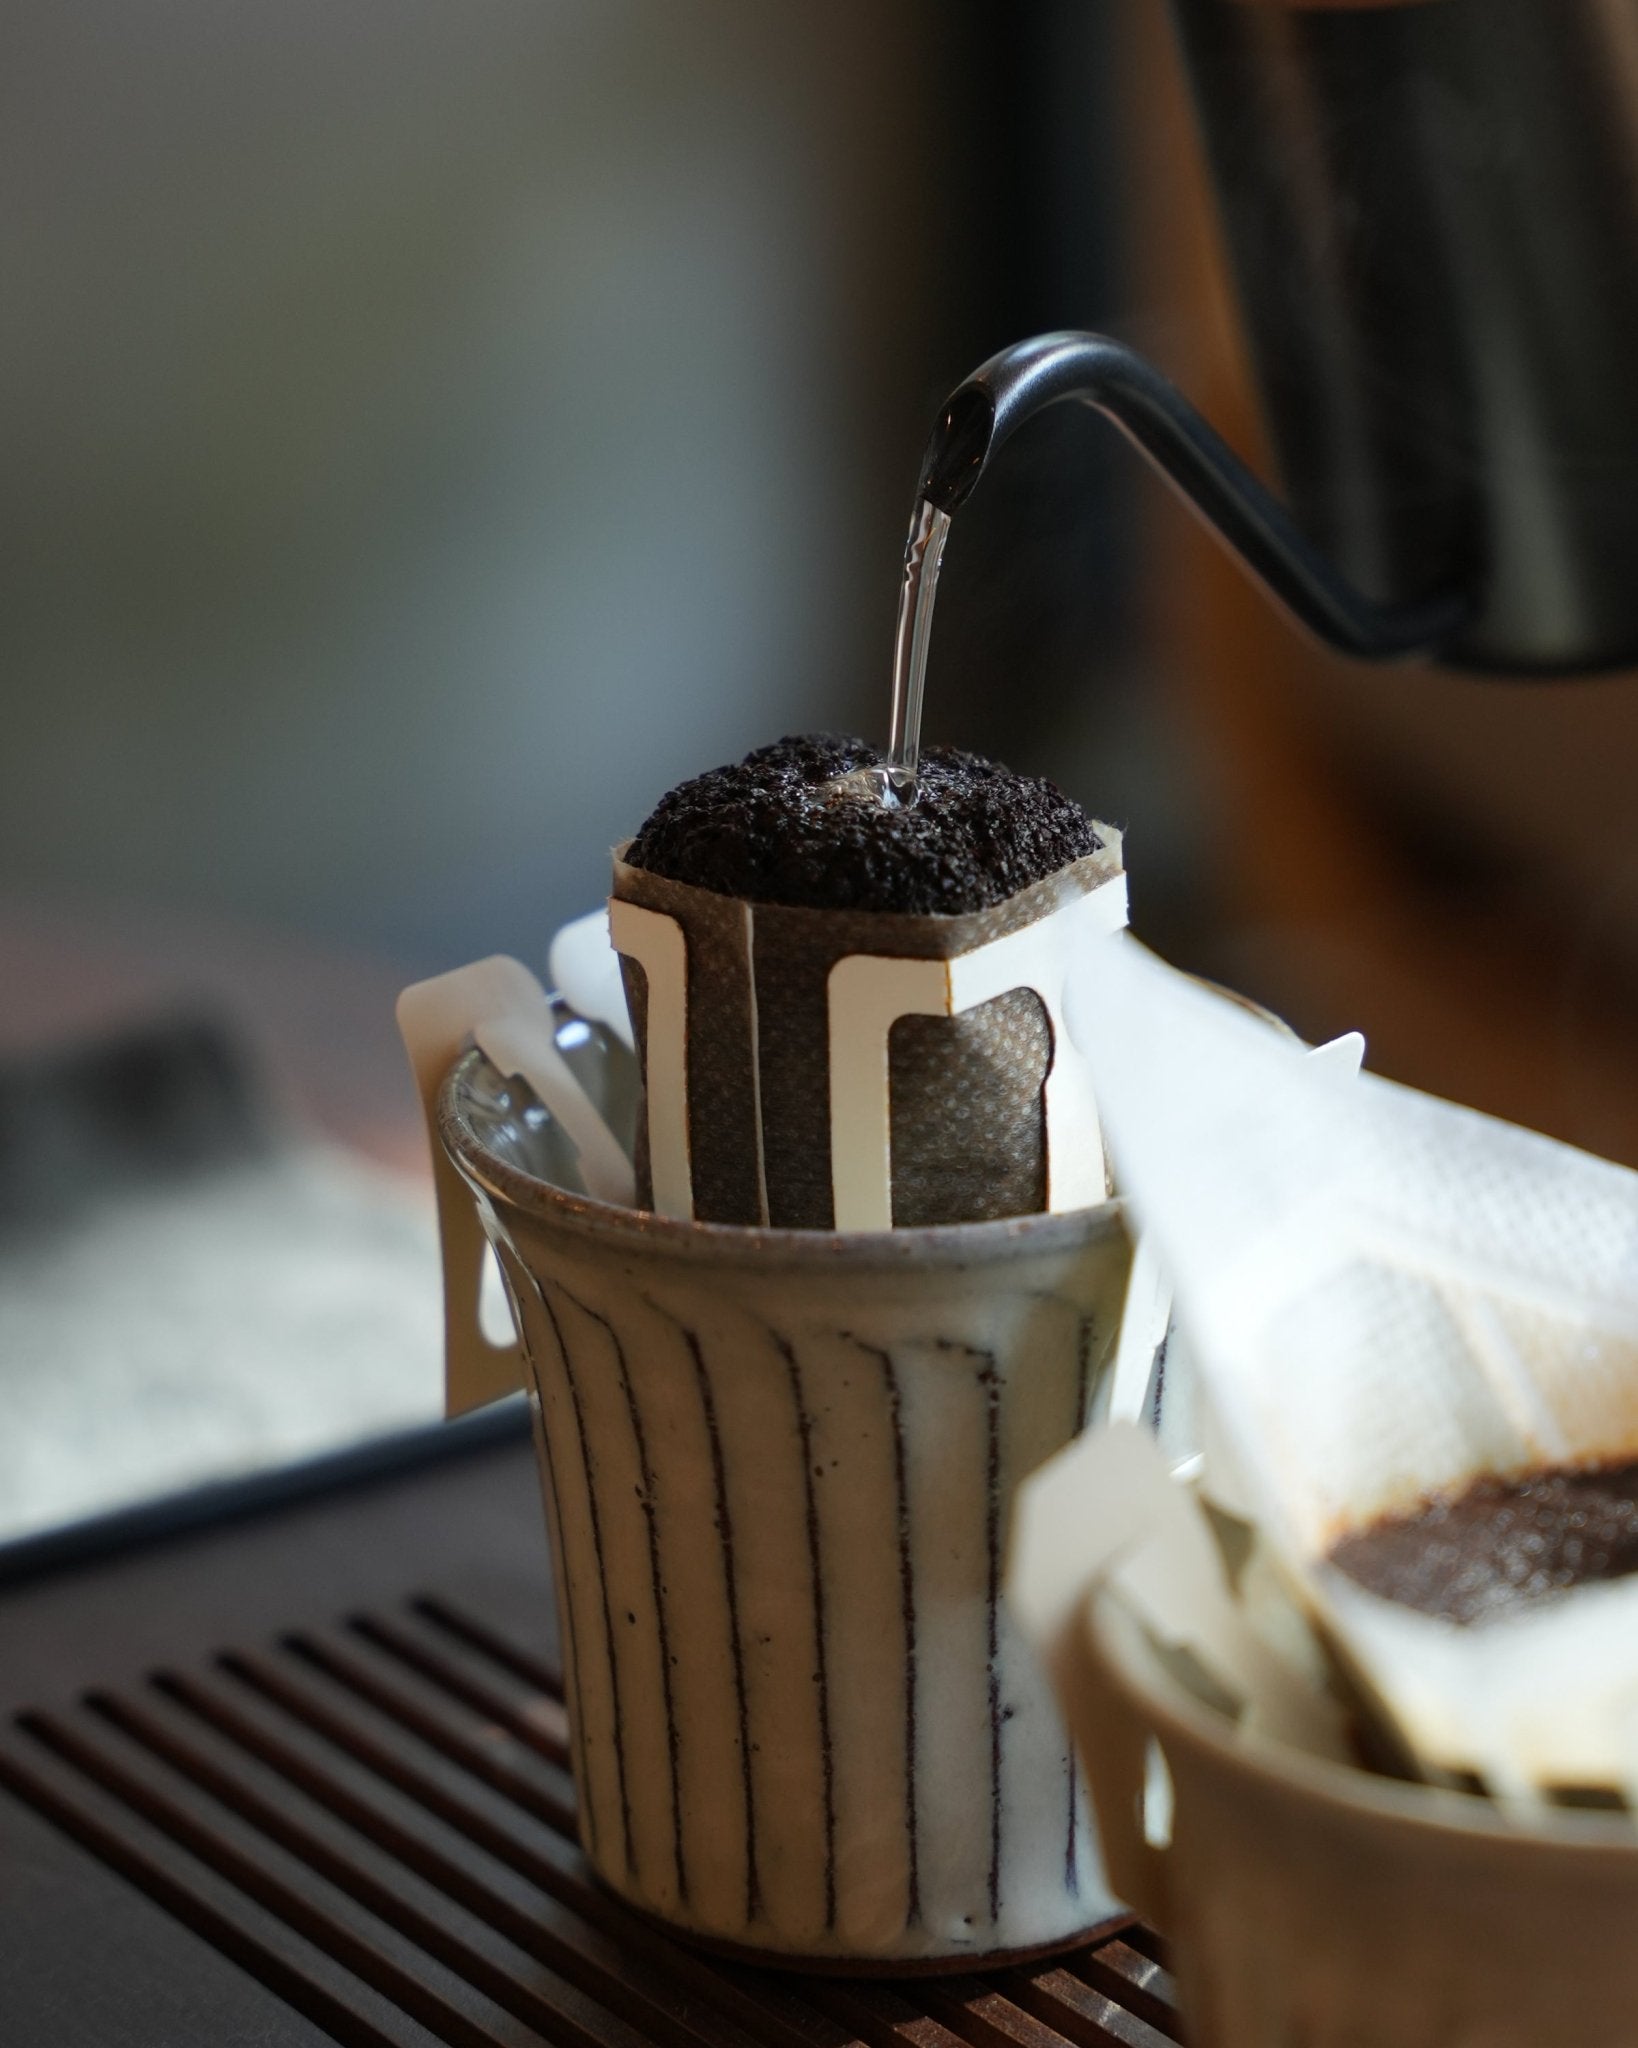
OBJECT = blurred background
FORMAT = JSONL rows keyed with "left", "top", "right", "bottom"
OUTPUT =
{"left": 9, "top": 0, "right": 1638, "bottom": 1538}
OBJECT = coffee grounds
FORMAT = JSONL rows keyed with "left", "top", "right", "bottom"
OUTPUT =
{"left": 625, "top": 734, "right": 1104, "bottom": 917}
{"left": 1327, "top": 1459, "right": 1638, "bottom": 1626}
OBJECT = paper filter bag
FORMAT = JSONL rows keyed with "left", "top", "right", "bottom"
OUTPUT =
{"left": 612, "top": 835, "right": 1127, "bottom": 1230}
{"left": 1065, "top": 937, "right": 1638, "bottom": 1804}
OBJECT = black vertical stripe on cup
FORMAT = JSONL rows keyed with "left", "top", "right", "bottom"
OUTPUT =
{"left": 555, "top": 1282, "right": 689, "bottom": 1908}
{"left": 534, "top": 1278, "right": 636, "bottom": 1882}
{"left": 1065, "top": 1309, "right": 1098, "bottom": 1899}
{"left": 981, "top": 1349, "right": 1003, "bottom": 1925}
{"left": 500, "top": 1253, "right": 597, "bottom": 1865}
{"left": 497, "top": 1254, "right": 585, "bottom": 1713}
{"left": 939, "top": 1338, "right": 1004, "bottom": 1925}
{"left": 1148, "top": 1327, "right": 1171, "bottom": 1431}
{"left": 670, "top": 1316, "right": 762, "bottom": 1927}
{"left": 770, "top": 1330, "right": 837, "bottom": 1931}
{"left": 847, "top": 1337, "right": 920, "bottom": 1927}
{"left": 1074, "top": 1312, "right": 1097, "bottom": 1436}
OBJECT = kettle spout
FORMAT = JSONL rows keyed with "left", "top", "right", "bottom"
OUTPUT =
{"left": 917, "top": 384, "right": 997, "bottom": 515}
{"left": 913, "top": 332, "right": 1470, "bottom": 664}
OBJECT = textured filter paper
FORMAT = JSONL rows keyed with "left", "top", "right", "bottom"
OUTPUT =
{"left": 1065, "top": 937, "right": 1638, "bottom": 1803}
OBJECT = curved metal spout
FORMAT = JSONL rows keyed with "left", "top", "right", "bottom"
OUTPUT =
{"left": 916, "top": 332, "right": 1470, "bottom": 663}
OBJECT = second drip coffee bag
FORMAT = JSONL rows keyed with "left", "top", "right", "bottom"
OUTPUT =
{"left": 1068, "top": 937, "right": 1638, "bottom": 1802}
{"left": 610, "top": 734, "right": 1127, "bottom": 1230}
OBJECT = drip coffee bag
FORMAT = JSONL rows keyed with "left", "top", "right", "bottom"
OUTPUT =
{"left": 613, "top": 735, "right": 1126, "bottom": 1229}
{"left": 1067, "top": 938, "right": 1638, "bottom": 1803}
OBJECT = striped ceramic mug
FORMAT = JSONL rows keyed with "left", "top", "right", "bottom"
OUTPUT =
{"left": 435, "top": 1044, "right": 1133, "bottom": 1972}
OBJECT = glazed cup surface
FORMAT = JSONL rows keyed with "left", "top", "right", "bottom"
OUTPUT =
{"left": 441, "top": 1047, "right": 1134, "bottom": 1969}
{"left": 1067, "top": 1585, "right": 1638, "bottom": 2047}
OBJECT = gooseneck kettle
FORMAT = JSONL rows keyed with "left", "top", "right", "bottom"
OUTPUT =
{"left": 918, "top": 0, "right": 1638, "bottom": 677}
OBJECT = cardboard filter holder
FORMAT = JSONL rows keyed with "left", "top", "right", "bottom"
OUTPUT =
{"left": 609, "top": 835, "right": 1127, "bottom": 1230}
{"left": 398, "top": 841, "right": 1139, "bottom": 1970}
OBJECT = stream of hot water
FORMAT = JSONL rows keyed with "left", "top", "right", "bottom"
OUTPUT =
{"left": 827, "top": 496, "right": 951, "bottom": 808}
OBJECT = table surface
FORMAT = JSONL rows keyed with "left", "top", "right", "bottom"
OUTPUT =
{"left": 0, "top": 1416, "right": 1181, "bottom": 2047}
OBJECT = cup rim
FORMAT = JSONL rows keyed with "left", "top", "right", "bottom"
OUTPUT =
{"left": 438, "top": 1046, "right": 1126, "bottom": 1268}
{"left": 1087, "top": 1584, "right": 1638, "bottom": 1858}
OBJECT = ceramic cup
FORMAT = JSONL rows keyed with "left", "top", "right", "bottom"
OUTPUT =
{"left": 1063, "top": 1583, "right": 1638, "bottom": 2047}
{"left": 436, "top": 1045, "right": 1133, "bottom": 1971}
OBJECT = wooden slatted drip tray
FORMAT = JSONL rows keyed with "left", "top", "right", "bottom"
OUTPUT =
{"left": 0, "top": 1589, "right": 1181, "bottom": 2047}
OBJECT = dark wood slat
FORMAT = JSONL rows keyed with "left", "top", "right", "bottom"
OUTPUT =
{"left": 86, "top": 1689, "right": 656, "bottom": 2048}
{"left": 1109, "top": 1926, "right": 1169, "bottom": 1972}
{"left": 995, "top": 1968, "right": 1177, "bottom": 2048}
{"left": 282, "top": 1631, "right": 578, "bottom": 1834}
{"left": 221, "top": 1647, "right": 862, "bottom": 2048}
{"left": 16, "top": 1713, "right": 519, "bottom": 2048}
{"left": 1067, "top": 1944, "right": 1179, "bottom": 2040}
{"left": 349, "top": 1612, "right": 572, "bottom": 1768}
{"left": 152, "top": 1668, "right": 771, "bottom": 2048}
{"left": 0, "top": 1734, "right": 421, "bottom": 2048}
{"left": 714, "top": 1972, "right": 879, "bottom": 2048}
{"left": 410, "top": 1595, "right": 563, "bottom": 1699}
{"left": 224, "top": 1646, "right": 575, "bottom": 1877}
{"left": 919, "top": 1982, "right": 1081, "bottom": 2048}
{"left": 802, "top": 1978, "right": 971, "bottom": 2047}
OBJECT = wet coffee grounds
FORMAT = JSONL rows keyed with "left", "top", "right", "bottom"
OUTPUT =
{"left": 1327, "top": 1458, "right": 1638, "bottom": 1626}
{"left": 625, "top": 733, "right": 1103, "bottom": 916}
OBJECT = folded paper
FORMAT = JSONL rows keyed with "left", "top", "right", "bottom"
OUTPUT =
{"left": 398, "top": 956, "right": 632, "bottom": 1414}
